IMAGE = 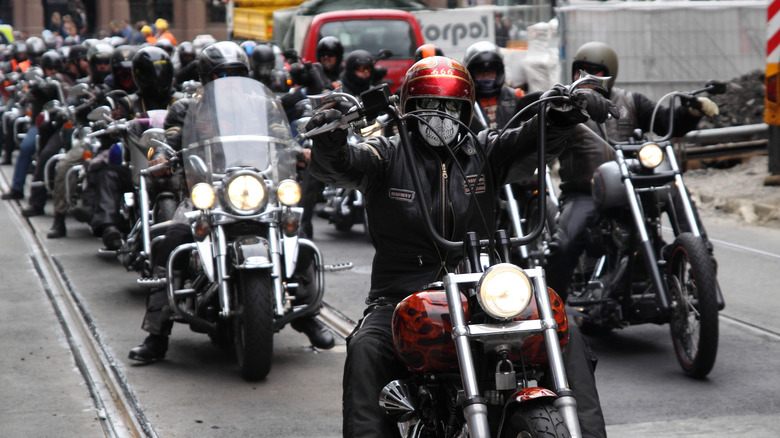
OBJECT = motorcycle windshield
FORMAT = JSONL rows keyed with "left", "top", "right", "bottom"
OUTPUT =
{"left": 181, "top": 77, "right": 296, "bottom": 189}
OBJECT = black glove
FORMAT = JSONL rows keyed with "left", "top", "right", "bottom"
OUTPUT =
{"left": 304, "top": 108, "right": 347, "bottom": 147}
{"left": 573, "top": 88, "right": 619, "bottom": 124}
{"left": 547, "top": 87, "right": 618, "bottom": 127}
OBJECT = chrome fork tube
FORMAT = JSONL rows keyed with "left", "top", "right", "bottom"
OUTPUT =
{"left": 618, "top": 150, "right": 670, "bottom": 311}
{"left": 534, "top": 268, "right": 581, "bottom": 438}
{"left": 443, "top": 273, "right": 490, "bottom": 437}
{"left": 139, "top": 175, "right": 152, "bottom": 259}
{"left": 215, "top": 225, "right": 232, "bottom": 317}
{"left": 268, "top": 222, "right": 286, "bottom": 316}
{"left": 503, "top": 184, "right": 529, "bottom": 261}
{"left": 665, "top": 144, "right": 701, "bottom": 236}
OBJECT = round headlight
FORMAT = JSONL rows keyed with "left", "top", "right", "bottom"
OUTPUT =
{"left": 191, "top": 183, "right": 215, "bottom": 210}
{"left": 277, "top": 179, "right": 301, "bottom": 206}
{"left": 638, "top": 143, "right": 664, "bottom": 169}
{"left": 477, "top": 264, "right": 533, "bottom": 320}
{"left": 226, "top": 173, "right": 265, "bottom": 213}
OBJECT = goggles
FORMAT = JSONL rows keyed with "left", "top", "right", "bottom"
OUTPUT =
{"left": 417, "top": 98, "right": 462, "bottom": 113}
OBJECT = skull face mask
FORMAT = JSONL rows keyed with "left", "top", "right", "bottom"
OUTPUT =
{"left": 417, "top": 98, "right": 462, "bottom": 147}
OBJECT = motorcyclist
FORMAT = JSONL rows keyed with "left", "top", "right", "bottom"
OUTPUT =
{"left": 250, "top": 43, "right": 287, "bottom": 93}
{"left": 338, "top": 49, "right": 381, "bottom": 96}
{"left": 172, "top": 41, "right": 198, "bottom": 88}
{"left": 464, "top": 40, "right": 531, "bottom": 131}
{"left": 16, "top": 51, "right": 76, "bottom": 216}
{"left": 305, "top": 55, "right": 617, "bottom": 438}
{"left": 90, "top": 45, "right": 177, "bottom": 250}
{"left": 104, "top": 44, "right": 138, "bottom": 94}
{"left": 545, "top": 41, "right": 720, "bottom": 301}
{"left": 44, "top": 43, "right": 125, "bottom": 237}
{"left": 315, "top": 36, "right": 343, "bottom": 84}
{"left": 128, "top": 41, "right": 334, "bottom": 364}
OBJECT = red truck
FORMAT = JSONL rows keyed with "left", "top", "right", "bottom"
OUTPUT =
{"left": 299, "top": 9, "right": 425, "bottom": 93}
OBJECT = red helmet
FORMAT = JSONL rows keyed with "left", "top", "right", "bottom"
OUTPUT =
{"left": 400, "top": 56, "right": 475, "bottom": 127}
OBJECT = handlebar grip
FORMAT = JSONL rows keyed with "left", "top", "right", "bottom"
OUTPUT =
{"left": 296, "top": 118, "right": 343, "bottom": 142}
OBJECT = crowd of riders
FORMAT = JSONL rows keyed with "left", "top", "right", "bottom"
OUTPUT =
{"left": 0, "top": 20, "right": 721, "bottom": 438}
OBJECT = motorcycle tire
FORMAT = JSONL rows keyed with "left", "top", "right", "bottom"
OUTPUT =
{"left": 232, "top": 270, "right": 274, "bottom": 381}
{"left": 154, "top": 197, "right": 178, "bottom": 223}
{"left": 499, "top": 401, "right": 571, "bottom": 438}
{"left": 667, "top": 232, "right": 719, "bottom": 379}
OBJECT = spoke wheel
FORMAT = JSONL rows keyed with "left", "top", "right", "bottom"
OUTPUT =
{"left": 667, "top": 232, "right": 719, "bottom": 379}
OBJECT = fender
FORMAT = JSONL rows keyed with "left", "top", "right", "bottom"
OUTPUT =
{"left": 507, "top": 387, "right": 557, "bottom": 405}
{"left": 230, "top": 236, "right": 273, "bottom": 270}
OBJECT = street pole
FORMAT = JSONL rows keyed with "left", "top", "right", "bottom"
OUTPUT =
{"left": 765, "top": 0, "right": 780, "bottom": 185}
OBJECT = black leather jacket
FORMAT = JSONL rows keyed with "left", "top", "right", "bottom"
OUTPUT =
{"left": 310, "top": 119, "right": 573, "bottom": 304}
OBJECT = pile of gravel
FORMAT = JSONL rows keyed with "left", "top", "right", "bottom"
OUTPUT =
{"left": 696, "top": 70, "right": 765, "bottom": 129}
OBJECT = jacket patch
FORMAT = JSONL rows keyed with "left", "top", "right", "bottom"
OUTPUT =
{"left": 389, "top": 188, "right": 415, "bottom": 202}
{"left": 464, "top": 174, "right": 486, "bottom": 195}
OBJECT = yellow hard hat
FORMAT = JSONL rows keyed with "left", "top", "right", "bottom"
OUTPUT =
{"left": 155, "top": 19, "right": 168, "bottom": 31}
{"left": 141, "top": 25, "right": 152, "bottom": 36}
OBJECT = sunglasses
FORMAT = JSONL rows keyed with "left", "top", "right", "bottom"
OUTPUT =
{"left": 578, "top": 64, "right": 605, "bottom": 76}
{"left": 354, "top": 65, "right": 371, "bottom": 73}
{"left": 417, "top": 98, "right": 462, "bottom": 113}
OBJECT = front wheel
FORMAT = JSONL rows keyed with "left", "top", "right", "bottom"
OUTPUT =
{"left": 232, "top": 270, "right": 274, "bottom": 381}
{"left": 667, "top": 232, "right": 719, "bottom": 379}
{"left": 500, "top": 401, "right": 571, "bottom": 438}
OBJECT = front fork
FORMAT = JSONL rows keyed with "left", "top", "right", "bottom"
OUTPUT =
{"left": 443, "top": 268, "right": 581, "bottom": 438}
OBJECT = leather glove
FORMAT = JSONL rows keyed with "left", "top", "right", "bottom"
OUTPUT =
{"left": 573, "top": 89, "right": 619, "bottom": 124}
{"left": 304, "top": 108, "right": 348, "bottom": 147}
{"left": 686, "top": 96, "right": 719, "bottom": 118}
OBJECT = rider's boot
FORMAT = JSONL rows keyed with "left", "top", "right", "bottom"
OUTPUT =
{"left": 128, "top": 333, "right": 168, "bottom": 363}
{"left": 291, "top": 316, "right": 335, "bottom": 350}
{"left": 47, "top": 214, "right": 67, "bottom": 238}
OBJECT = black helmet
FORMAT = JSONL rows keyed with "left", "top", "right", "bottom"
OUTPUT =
{"left": 132, "top": 46, "right": 173, "bottom": 100}
{"left": 250, "top": 44, "right": 276, "bottom": 80}
{"left": 343, "top": 49, "right": 374, "bottom": 90}
{"left": 87, "top": 42, "right": 114, "bottom": 84}
{"left": 176, "top": 41, "right": 196, "bottom": 67}
{"left": 111, "top": 45, "right": 138, "bottom": 93}
{"left": 197, "top": 41, "right": 249, "bottom": 85}
{"left": 463, "top": 41, "right": 504, "bottom": 98}
{"left": 11, "top": 40, "right": 27, "bottom": 62}
{"left": 67, "top": 44, "right": 88, "bottom": 63}
{"left": 572, "top": 42, "right": 619, "bottom": 91}
{"left": 316, "top": 36, "right": 343, "bottom": 64}
{"left": 40, "top": 50, "right": 64, "bottom": 73}
{"left": 414, "top": 43, "right": 443, "bottom": 62}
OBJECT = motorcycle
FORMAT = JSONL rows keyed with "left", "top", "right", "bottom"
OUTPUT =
{"left": 565, "top": 80, "right": 728, "bottom": 379}
{"left": 90, "top": 108, "right": 180, "bottom": 276}
{"left": 148, "top": 77, "right": 324, "bottom": 380}
{"left": 299, "top": 77, "right": 607, "bottom": 437}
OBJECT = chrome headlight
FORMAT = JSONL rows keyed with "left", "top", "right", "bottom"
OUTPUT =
{"left": 638, "top": 143, "right": 664, "bottom": 169}
{"left": 277, "top": 179, "right": 301, "bottom": 206}
{"left": 225, "top": 171, "right": 266, "bottom": 214}
{"left": 477, "top": 264, "right": 533, "bottom": 320}
{"left": 191, "top": 183, "right": 215, "bottom": 210}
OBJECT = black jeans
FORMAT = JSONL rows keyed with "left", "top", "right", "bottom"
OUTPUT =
{"left": 342, "top": 303, "right": 607, "bottom": 438}
{"left": 545, "top": 191, "right": 602, "bottom": 302}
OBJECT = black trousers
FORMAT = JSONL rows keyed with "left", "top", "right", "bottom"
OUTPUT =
{"left": 342, "top": 304, "right": 607, "bottom": 438}
{"left": 545, "top": 192, "right": 602, "bottom": 301}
